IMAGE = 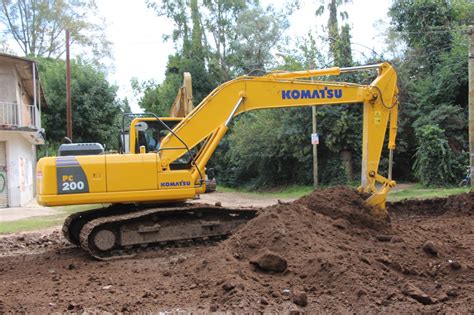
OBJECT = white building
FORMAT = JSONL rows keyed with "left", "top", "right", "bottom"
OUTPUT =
{"left": 0, "top": 53, "right": 46, "bottom": 208}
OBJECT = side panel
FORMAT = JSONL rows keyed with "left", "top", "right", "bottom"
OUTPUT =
{"left": 37, "top": 155, "right": 107, "bottom": 195}
{"left": 37, "top": 154, "right": 197, "bottom": 206}
{"left": 106, "top": 153, "right": 158, "bottom": 192}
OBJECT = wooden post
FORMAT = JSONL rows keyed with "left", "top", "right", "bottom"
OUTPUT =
{"left": 312, "top": 106, "right": 318, "bottom": 188}
{"left": 469, "top": 26, "right": 474, "bottom": 190}
{"left": 66, "top": 30, "right": 72, "bottom": 140}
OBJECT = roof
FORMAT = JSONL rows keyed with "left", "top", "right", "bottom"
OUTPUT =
{"left": 0, "top": 53, "right": 48, "bottom": 107}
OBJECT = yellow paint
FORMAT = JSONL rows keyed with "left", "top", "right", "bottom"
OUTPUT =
{"left": 38, "top": 187, "right": 195, "bottom": 206}
{"left": 106, "top": 154, "right": 157, "bottom": 192}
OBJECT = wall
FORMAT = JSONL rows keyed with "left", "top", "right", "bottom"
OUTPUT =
{"left": 0, "top": 62, "right": 15, "bottom": 103}
{"left": 0, "top": 132, "right": 36, "bottom": 206}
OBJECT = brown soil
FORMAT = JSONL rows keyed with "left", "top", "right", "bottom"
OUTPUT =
{"left": 0, "top": 187, "right": 472, "bottom": 313}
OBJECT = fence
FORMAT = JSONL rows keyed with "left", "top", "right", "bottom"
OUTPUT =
{"left": 0, "top": 102, "right": 40, "bottom": 129}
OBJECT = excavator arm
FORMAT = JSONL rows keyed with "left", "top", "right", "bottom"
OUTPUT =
{"left": 159, "top": 62, "right": 398, "bottom": 215}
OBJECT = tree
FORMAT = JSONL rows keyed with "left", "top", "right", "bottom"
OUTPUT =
{"left": 130, "top": 78, "right": 169, "bottom": 116}
{"left": 136, "top": 0, "right": 215, "bottom": 114}
{"left": 230, "top": 5, "right": 288, "bottom": 74}
{"left": 0, "top": 0, "right": 110, "bottom": 58}
{"left": 39, "top": 57, "right": 124, "bottom": 149}
{"left": 388, "top": 0, "right": 472, "bottom": 185}
{"left": 413, "top": 124, "right": 456, "bottom": 186}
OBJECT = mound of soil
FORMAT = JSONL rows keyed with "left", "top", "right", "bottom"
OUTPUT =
{"left": 170, "top": 187, "right": 473, "bottom": 313}
{"left": 0, "top": 187, "right": 472, "bottom": 313}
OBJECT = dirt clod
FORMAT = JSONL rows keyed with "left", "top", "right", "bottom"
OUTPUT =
{"left": 222, "top": 282, "right": 235, "bottom": 292}
{"left": 292, "top": 291, "right": 308, "bottom": 307}
{"left": 67, "top": 263, "right": 76, "bottom": 270}
{"left": 422, "top": 241, "right": 439, "bottom": 256}
{"left": 375, "top": 235, "right": 393, "bottom": 242}
{"left": 250, "top": 250, "right": 287, "bottom": 273}
{"left": 449, "top": 260, "right": 462, "bottom": 270}
{"left": 259, "top": 297, "right": 269, "bottom": 305}
{"left": 401, "top": 282, "right": 435, "bottom": 305}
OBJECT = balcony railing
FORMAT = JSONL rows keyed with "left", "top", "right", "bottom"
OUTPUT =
{"left": 0, "top": 102, "right": 40, "bottom": 130}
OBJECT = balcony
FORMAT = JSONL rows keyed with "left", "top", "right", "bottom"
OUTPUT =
{"left": 0, "top": 101, "right": 41, "bottom": 130}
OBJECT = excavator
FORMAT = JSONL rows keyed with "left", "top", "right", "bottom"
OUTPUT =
{"left": 36, "top": 62, "right": 399, "bottom": 259}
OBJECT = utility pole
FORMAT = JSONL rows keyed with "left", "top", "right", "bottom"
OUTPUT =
{"left": 66, "top": 29, "right": 72, "bottom": 140}
{"left": 312, "top": 106, "right": 319, "bottom": 188}
{"left": 469, "top": 26, "right": 474, "bottom": 190}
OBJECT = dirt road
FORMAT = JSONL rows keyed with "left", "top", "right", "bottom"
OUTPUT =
{"left": 0, "top": 188, "right": 472, "bottom": 313}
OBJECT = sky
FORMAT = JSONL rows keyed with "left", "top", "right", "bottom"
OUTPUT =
{"left": 96, "top": 0, "right": 392, "bottom": 111}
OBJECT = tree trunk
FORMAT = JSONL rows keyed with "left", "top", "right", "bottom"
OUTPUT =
{"left": 341, "top": 150, "right": 353, "bottom": 182}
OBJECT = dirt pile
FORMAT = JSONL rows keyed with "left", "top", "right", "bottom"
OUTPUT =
{"left": 0, "top": 187, "right": 472, "bottom": 313}
{"left": 175, "top": 187, "right": 472, "bottom": 313}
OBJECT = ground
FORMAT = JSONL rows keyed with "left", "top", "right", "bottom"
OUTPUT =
{"left": 0, "top": 187, "right": 472, "bottom": 313}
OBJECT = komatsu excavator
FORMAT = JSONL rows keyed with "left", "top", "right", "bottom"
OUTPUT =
{"left": 36, "top": 62, "right": 398, "bottom": 259}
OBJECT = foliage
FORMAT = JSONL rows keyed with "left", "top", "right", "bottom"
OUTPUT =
{"left": 130, "top": 78, "right": 168, "bottom": 116}
{"left": 0, "top": 0, "right": 110, "bottom": 59}
{"left": 389, "top": 0, "right": 472, "bottom": 185}
{"left": 137, "top": 0, "right": 289, "bottom": 114}
{"left": 215, "top": 108, "right": 313, "bottom": 188}
{"left": 39, "top": 57, "right": 124, "bottom": 150}
{"left": 229, "top": 5, "right": 288, "bottom": 74}
{"left": 413, "top": 125, "right": 456, "bottom": 186}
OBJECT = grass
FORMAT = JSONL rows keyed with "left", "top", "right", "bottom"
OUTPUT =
{"left": 0, "top": 204, "right": 103, "bottom": 234}
{"left": 387, "top": 185, "right": 470, "bottom": 202}
{"left": 217, "top": 185, "right": 315, "bottom": 198}
{"left": 217, "top": 183, "right": 470, "bottom": 202}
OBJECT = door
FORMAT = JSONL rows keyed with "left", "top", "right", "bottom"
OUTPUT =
{"left": 0, "top": 142, "right": 8, "bottom": 207}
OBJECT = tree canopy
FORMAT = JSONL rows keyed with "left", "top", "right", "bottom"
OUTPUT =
{"left": 39, "top": 57, "right": 125, "bottom": 151}
{"left": 0, "top": 0, "right": 110, "bottom": 59}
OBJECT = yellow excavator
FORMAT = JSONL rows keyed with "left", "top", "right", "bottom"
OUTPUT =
{"left": 36, "top": 62, "right": 398, "bottom": 259}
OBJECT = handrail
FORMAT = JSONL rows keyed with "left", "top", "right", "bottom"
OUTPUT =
{"left": 0, "top": 102, "right": 40, "bottom": 129}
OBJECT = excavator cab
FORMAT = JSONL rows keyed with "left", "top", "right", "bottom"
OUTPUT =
{"left": 118, "top": 115, "right": 183, "bottom": 154}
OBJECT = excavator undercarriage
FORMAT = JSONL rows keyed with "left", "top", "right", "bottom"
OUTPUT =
{"left": 62, "top": 203, "right": 257, "bottom": 260}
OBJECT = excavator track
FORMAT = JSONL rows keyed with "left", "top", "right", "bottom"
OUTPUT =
{"left": 62, "top": 204, "right": 145, "bottom": 246}
{"left": 76, "top": 205, "right": 257, "bottom": 260}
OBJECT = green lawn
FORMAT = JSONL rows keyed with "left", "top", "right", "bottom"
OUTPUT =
{"left": 217, "top": 185, "right": 315, "bottom": 198}
{"left": 0, "top": 204, "right": 103, "bottom": 234}
{"left": 217, "top": 184, "right": 470, "bottom": 202}
{"left": 387, "top": 185, "right": 470, "bottom": 202}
